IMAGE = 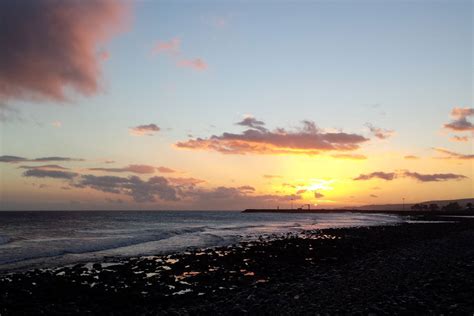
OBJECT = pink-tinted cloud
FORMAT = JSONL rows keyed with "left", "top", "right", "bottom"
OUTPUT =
{"left": 365, "top": 123, "right": 395, "bottom": 140}
{"left": 443, "top": 107, "right": 474, "bottom": 132}
{"left": 177, "top": 59, "right": 208, "bottom": 71}
{"left": 157, "top": 166, "right": 176, "bottom": 173}
{"left": 432, "top": 148, "right": 474, "bottom": 160}
{"left": 0, "top": 0, "right": 129, "bottom": 102}
{"left": 51, "top": 121, "right": 62, "bottom": 128}
{"left": 152, "top": 38, "right": 180, "bottom": 55}
{"left": 129, "top": 124, "right": 160, "bottom": 136}
{"left": 331, "top": 154, "right": 367, "bottom": 160}
{"left": 450, "top": 135, "right": 469, "bottom": 142}
{"left": 175, "top": 120, "right": 369, "bottom": 155}
{"left": 89, "top": 164, "right": 157, "bottom": 174}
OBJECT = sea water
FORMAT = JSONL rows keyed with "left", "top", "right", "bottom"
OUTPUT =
{"left": 0, "top": 211, "right": 402, "bottom": 271}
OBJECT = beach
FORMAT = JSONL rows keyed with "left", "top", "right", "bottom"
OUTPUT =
{"left": 1, "top": 213, "right": 473, "bottom": 314}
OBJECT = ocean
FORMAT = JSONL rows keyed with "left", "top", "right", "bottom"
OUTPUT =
{"left": 0, "top": 211, "right": 402, "bottom": 271}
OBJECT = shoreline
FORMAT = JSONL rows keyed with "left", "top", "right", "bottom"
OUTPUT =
{"left": 1, "top": 214, "right": 473, "bottom": 314}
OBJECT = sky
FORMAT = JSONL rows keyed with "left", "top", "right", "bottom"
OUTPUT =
{"left": 0, "top": 0, "right": 472, "bottom": 210}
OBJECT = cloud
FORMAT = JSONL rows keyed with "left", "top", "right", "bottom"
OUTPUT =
{"left": 403, "top": 171, "right": 467, "bottom": 182}
{"left": 23, "top": 169, "right": 78, "bottom": 180}
{"left": 443, "top": 107, "right": 474, "bottom": 132}
{"left": 365, "top": 123, "right": 395, "bottom": 140}
{"left": 354, "top": 172, "right": 397, "bottom": 181}
{"left": 331, "top": 154, "right": 367, "bottom": 160}
{"left": 432, "top": 148, "right": 474, "bottom": 160}
{"left": 51, "top": 121, "right": 62, "bottom": 128}
{"left": 176, "top": 120, "right": 369, "bottom": 155}
{"left": 354, "top": 169, "right": 468, "bottom": 182}
{"left": 450, "top": 135, "right": 469, "bottom": 142}
{"left": 404, "top": 155, "right": 419, "bottom": 160}
{"left": 19, "top": 164, "right": 69, "bottom": 170}
{"left": 89, "top": 164, "right": 157, "bottom": 174}
{"left": 157, "top": 166, "right": 176, "bottom": 173}
{"left": 236, "top": 117, "right": 267, "bottom": 132}
{"left": 152, "top": 38, "right": 180, "bottom": 55}
{"left": 129, "top": 124, "right": 160, "bottom": 136}
{"left": 314, "top": 192, "right": 324, "bottom": 198}
{"left": 167, "top": 177, "right": 206, "bottom": 186}
{"left": 263, "top": 174, "right": 283, "bottom": 179}
{"left": 0, "top": 155, "right": 84, "bottom": 163}
{"left": 75, "top": 175, "right": 178, "bottom": 202}
{"left": 0, "top": 0, "right": 129, "bottom": 102}
{"left": 370, "top": 194, "right": 378, "bottom": 198}
{"left": 177, "top": 59, "right": 208, "bottom": 71}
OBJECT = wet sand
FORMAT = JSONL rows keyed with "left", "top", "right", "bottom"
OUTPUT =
{"left": 1, "top": 214, "right": 473, "bottom": 315}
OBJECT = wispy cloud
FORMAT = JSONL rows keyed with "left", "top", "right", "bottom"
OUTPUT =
{"left": 449, "top": 135, "right": 469, "bottom": 142}
{"left": 129, "top": 123, "right": 160, "bottom": 136}
{"left": 404, "top": 155, "right": 419, "bottom": 160}
{"left": 331, "top": 154, "right": 367, "bottom": 160}
{"left": 177, "top": 58, "right": 208, "bottom": 71}
{"left": 365, "top": 123, "right": 395, "bottom": 140}
{"left": 0, "top": 0, "right": 129, "bottom": 102}
{"left": 176, "top": 120, "right": 368, "bottom": 155}
{"left": 354, "top": 170, "right": 467, "bottom": 182}
{"left": 152, "top": 38, "right": 180, "bottom": 55}
{"left": 432, "top": 148, "right": 474, "bottom": 160}
{"left": 51, "top": 121, "right": 62, "bottom": 128}
{"left": 89, "top": 164, "right": 157, "bottom": 174}
{"left": 0, "top": 155, "right": 84, "bottom": 163}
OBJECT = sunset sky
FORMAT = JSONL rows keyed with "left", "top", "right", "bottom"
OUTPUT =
{"left": 0, "top": 0, "right": 472, "bottom": 210}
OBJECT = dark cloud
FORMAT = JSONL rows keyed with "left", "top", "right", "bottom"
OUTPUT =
{"left": 129, "top": 124, "right": 160, "bottom": 136}
{"left": 89, "top": 164, "right": 156, "bottom": 174}
{"left": 0, "top": 0, "right": 129, "bottom": 102}
{"left": 365, "top": 123, "right": 394, "bottom": 140}
{"left": 314, "top": 192, "right": 324, "bottom": 198}
{"left": 23, "top": 169, "right": 78, "bottom": 180}
{"left": 433, "top": 148, "right": 474, "bottom": 160}
{"left": 354, "top": 170, "right": 468, "bottom": 182}
{"left": 354, "top": 172, "right": 397, "bottom": 181}
{"left": 0, "top": 155, "right": 83, "bottom": 163}
{"left": 176, "top": 120, "right": 369, "bottom": 155}
{"left": 19, "top": 164, "right": 69, "bottom": 170}
{"left": 168, "top": 177, "right": 206, "bottom": 186}
{"left": 403, "top": 171, "right": 467, "bottom": 182}
{"left": 75, "top": 175, "right": 178, "bottom": 202}
{"left": 370, "top": 194, "right": 378, "bottom": 198}
{"left": 404, "top": 155, "right": 419, "bottom": 160}
{"left": 443, "top": 107, "right": 474, "bottom": 132}
{"left": 236, "top": 117, "right": 267, "bottom": 132}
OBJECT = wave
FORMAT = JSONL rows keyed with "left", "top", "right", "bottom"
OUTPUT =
{"left": 0, "top": 235, "right": 11, "bottom": 246}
